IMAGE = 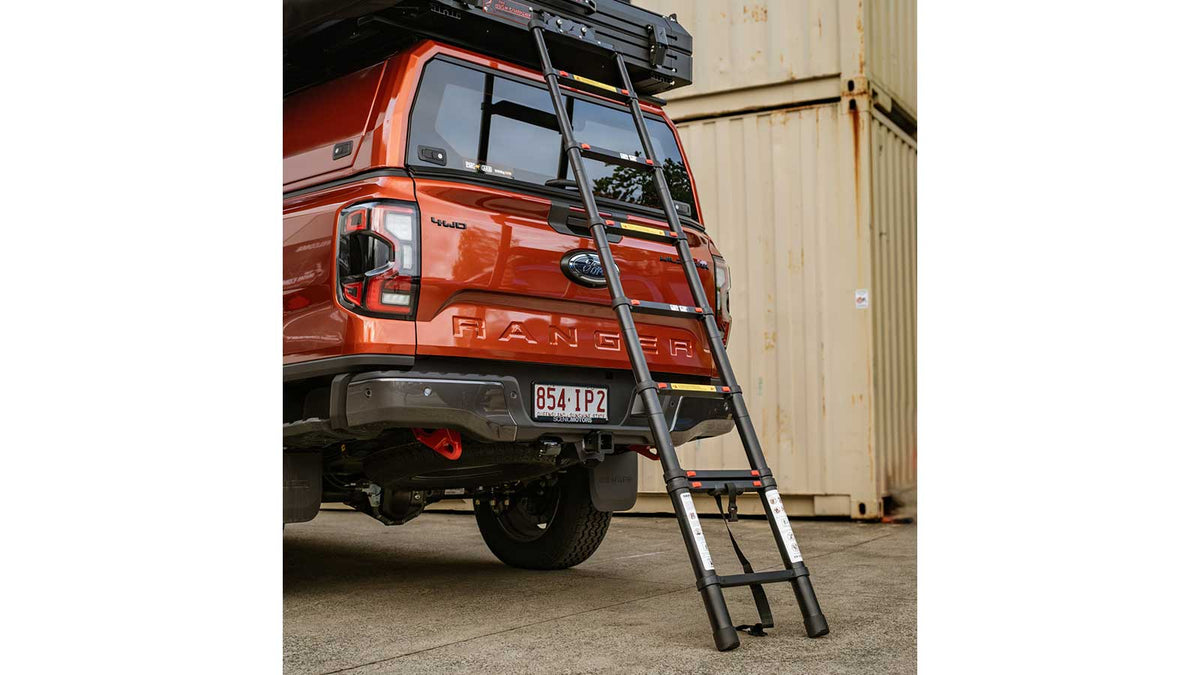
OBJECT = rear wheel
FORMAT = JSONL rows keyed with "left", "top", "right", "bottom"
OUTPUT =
{"left": 474, "top": 466, "right": 611, "bottom": 569}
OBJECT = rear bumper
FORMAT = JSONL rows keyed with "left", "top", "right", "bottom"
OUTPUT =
{"left": 283, "top": 357, "right": 735, "bottom": 447}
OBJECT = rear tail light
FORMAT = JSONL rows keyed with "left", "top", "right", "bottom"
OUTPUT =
{"left": 335, "top": 200, "right": 420, "bottom": 318}
{"left": 713, "top": 256, "right": 732, "bottom": 345}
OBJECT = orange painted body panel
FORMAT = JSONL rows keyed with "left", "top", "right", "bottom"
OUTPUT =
{"left": 413, "top": 179, "right": 717, "bottom": 375}
{"left": 283, "top": 62, "right": 388, "bottom": 188}
{"left": 283, "top": 175, "right": 418, "bottom": 363}
{"left": 283, "top": 39, "right": 720, "bottom": 374}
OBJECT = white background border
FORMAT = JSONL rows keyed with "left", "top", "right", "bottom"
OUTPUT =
{"left": 3, "top": 1, "right": 1199, "bottom": 671}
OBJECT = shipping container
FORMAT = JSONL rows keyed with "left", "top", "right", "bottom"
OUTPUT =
{"left": 870, "top": 112, "right": 918, "bottom": 497}
{"left": 865, "top": 0, "right": 917, "bottom": 119}
{"left": 627, "top": 96, "right": 915, "bottom": 519}
{"left": 636, "top": 0, "right": 916, "bottom": 122}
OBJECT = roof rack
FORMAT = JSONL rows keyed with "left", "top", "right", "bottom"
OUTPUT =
{"left": 284, "top": 0, "right": 693, "bottom": 97}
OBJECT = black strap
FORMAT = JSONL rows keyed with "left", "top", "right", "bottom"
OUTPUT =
{"left": 713, "top": 490, "right": 774, "bottom": 635}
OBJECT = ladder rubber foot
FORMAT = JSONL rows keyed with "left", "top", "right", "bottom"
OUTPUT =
{"left": 713, "top": 626, "right": 741, "bottom": 651}
{"left": 804, "top": 612, "right": 830, "bottom": 638}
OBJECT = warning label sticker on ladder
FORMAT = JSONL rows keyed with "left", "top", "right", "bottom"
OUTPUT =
{"left": 766, "top": 489, "right": 803, "bottom": 563}
{"left": 678, "top": 492, "right": 713, "bottom": 570}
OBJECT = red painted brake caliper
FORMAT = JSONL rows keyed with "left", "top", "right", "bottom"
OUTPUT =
{"left": 413, "top": 428, "right": 462, "bottom": 460}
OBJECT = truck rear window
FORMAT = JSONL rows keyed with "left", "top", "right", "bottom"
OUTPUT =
{"left": 407, "top": 58, "right": 696, "bottom": 214}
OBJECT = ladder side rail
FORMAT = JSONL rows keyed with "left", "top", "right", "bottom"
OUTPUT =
{"left": 612, "top": 55, "right": 712, "bottom": 315}
{"left": 531, "top": 29, "right": 681, "bottom": 475}
{"left": 531, "top": 28, "right": 680, "bottom": 473}
{"left": 754, "top": 489, "right": 830, "bottom": 637}
{"left": 533, "top": 29, "right": 606, "bottom": 247}
{"left": 613, "top": 55, "right": 831, "bottom": 642}
{"left": 613, "top": 55, "right": 774, "bottom": 477}
{"left": 533, "top": 28, "right": 740, "bottom": 651}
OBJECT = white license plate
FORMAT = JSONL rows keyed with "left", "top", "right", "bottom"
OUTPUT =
{"left": 533, "top": 384, "right": 608, "bottom": 423}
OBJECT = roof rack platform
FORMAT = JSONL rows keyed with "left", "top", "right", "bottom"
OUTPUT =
{"left": 284, "top": 0, "right": 693, "bottom": 97}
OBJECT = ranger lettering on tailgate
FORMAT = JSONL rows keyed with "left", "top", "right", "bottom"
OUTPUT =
{"left": 452, "top": 316, "right": 695, "bottom": 357}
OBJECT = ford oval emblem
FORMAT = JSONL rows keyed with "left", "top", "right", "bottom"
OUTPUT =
{"left": 561, "top": 250, "right": 607, "bottom": 287}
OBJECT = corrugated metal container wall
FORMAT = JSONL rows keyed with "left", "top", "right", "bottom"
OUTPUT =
{"left": 637, "top": 0, "right": 917, "bottom": 121}
{"left": 635, "top": 101, "right": 880, "bottom": 518}
{"left": 864, "top": 0, "right": 918, "bottom": 117}
{"left": 626, "top": 0, "right": 916, "bottom": 518}
{"left": 870, "top": 112, "right": 917, "bottom": 495}
{"left": 637, "top": 0, "right": 842, "bottom": 109}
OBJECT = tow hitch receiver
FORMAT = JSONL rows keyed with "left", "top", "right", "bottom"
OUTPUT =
{"left": 413, "top": 428, "right": 462, "bottom": 460}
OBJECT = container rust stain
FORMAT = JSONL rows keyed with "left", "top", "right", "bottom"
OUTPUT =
{"left": 849, "top": 99, "right": 862, "bottom": 239}
{"left": 743, "top": 4, "right": 768, "bottom": 22}
{"left": 856, "top": 0, "right": 866, "bottom": 75}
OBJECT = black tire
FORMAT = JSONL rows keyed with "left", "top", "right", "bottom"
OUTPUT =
{"left": 474, "top": 467, "right": 612, "bottom": 570}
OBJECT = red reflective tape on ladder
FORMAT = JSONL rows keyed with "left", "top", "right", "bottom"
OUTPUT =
{"left": 686, "top": 470, "right": 696, "bottom": 477}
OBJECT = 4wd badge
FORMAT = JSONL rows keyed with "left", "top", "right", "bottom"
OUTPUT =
{"left": 561, "top": 251, "right": 606, "bottom": 288}
{"left": 432, "top": 217, "right": 466, "bottom": 230}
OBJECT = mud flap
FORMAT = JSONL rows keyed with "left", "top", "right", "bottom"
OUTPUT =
{"left": 283, "top": 451, "right": 322, "bottom": 524}
{"left": 588, "top": 450, "right": 637, "bottom": 512}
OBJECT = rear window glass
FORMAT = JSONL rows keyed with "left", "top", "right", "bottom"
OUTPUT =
{"left": 572, "top": 98, "right": 692, "bottom": 212}
{"left": 407, "top": 58, "right": 695, "bottom": 214}
{"left": 410, "top": 60, "right": 485, "bottom": 172}
{"left": 484, "top": 76, "right": 562, "bottom": 184}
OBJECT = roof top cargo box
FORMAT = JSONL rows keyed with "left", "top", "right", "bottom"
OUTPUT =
{"left": 284, "top": 0, "right": 692, "bottom": 97}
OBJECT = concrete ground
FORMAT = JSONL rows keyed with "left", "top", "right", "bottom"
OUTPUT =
{"left": 284, "top": 510, "right": 915, "bottom": 674}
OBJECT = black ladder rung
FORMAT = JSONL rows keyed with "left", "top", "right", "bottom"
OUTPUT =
{"left": 603, "top": 219, "right": 679, "bottom": 243}
{"left": 577, "top": 143, "right": 657, "bottom": 171}
{"left": 717, "top": 569, "right": 801, "bottom": 589}
{"left": 554, "top": 70, "right": 631, "bottom": 99}
{"left": 629, "top": 299, "right": 706, "bottom": 319}
{"left": 656, "top": 382, "right": 735, "bottom": 398}
{"left": 684, "top": 469, "right": 763, "bottom": 492}
{"left": 687, "top": 469, "right": 763, "bottom": 481}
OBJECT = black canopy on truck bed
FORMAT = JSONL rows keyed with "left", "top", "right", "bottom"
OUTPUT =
{"left": 284, "top": 0, "right": 693, "bottom": 97}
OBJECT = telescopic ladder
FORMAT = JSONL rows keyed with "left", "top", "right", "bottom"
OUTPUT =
{"left": 529, "top": 14, "right": 829, "bottom": 651}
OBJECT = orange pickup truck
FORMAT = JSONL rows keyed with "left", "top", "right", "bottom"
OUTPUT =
{"left": 282, "top": 12, "right": 731, "bottom": 571}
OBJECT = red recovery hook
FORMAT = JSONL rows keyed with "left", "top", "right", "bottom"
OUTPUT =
{"left": 413, "top": 428, "right": 462, "bottom": 460}
{"left": 629, "top": 444, "right": 659, "bottom": 461}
